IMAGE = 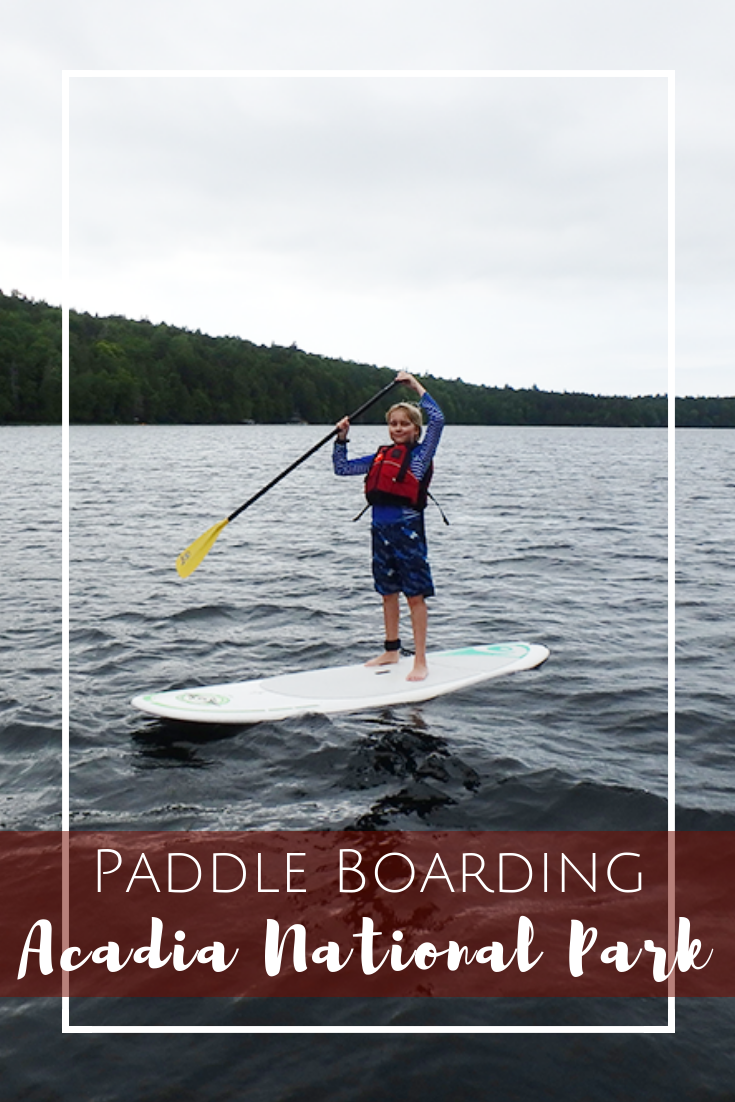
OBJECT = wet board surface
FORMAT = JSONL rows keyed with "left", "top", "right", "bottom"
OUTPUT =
{"left": 132, "top": 642, "right": 550, "bottom": 725}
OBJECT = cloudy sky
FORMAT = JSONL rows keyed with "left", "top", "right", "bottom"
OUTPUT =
{"left": 2, "top": 1, "right": 733, "bottom": 397}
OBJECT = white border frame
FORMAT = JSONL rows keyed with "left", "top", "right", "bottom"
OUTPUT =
{"left": 61, "top": 67, "right": 675, "bottom": 1035}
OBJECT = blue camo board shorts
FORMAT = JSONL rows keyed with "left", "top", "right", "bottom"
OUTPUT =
{"left": 371, "top": 515, "right": 434, "bottom": 598}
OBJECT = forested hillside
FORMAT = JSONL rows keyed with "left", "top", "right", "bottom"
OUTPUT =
{"left": 0, "top": 291, "right": 61, "bottom": 423}
{"left": 67, "top": 308, "right": 670, "bottom": 427}
{"left": 2, "top": 290, "right": 731, "bottom": 426}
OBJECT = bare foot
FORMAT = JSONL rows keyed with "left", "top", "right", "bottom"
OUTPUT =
{"left": 365, "top": 651, "right": 400, "bottom": 668}
{"left": 406, "top": 660, "right": 428, "bottom": 682}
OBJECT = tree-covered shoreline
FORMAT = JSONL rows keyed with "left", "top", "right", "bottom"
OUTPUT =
{"left": 1, "top": 290, "right": 733, "bottom": 426}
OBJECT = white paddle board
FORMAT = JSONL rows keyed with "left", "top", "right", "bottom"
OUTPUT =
{"left": 132, "top": 642, "right": 549, "bottom": 725}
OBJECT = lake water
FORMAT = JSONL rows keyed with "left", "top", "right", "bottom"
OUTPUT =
{"left": 1, "top": 426, "right": 60, "bottom": 831}
{"left": 3, "top": 423, "right": 735, "bottom": 1098}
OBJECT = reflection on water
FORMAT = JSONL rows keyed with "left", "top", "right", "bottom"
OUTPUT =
{"left": 344, "top": 711, "right": 481, "bottom": 827}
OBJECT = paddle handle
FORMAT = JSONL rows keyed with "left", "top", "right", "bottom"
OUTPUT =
{"left": 227, "top": 377, "right": 400, "bottom": 523}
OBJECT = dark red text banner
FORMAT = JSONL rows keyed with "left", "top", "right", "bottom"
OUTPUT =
{"left": 1, "top": 832, "right": 732, "bottom": 997}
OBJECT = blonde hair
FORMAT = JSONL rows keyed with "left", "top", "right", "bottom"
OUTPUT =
{"left": 386, "top": 401, "right": 423, "bottom": 438}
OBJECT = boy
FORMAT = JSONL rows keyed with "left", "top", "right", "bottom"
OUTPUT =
{"left": 333, "top": 370, "right": 444, "bottom": 681}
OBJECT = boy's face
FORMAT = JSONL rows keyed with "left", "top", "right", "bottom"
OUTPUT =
{"left": 388, "top": 410, "right": 420, "bottom": 446}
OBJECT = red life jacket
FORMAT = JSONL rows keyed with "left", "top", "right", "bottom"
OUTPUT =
{"left": 364, "top": 444, "right": 432, "bottom": 510}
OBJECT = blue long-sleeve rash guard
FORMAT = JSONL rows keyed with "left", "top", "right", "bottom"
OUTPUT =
{"left": 332, "top": 392, "right": 445, "bottom": 525}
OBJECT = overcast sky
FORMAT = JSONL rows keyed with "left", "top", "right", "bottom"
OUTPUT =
{"left": 2, "top": 1, "right": 734, "bottom": 397}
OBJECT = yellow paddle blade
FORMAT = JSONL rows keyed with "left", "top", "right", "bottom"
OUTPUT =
{"left": 176, "top": 518, "right": 230, "bottom": 578}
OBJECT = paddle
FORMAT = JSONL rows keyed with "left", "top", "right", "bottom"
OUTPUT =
{"left": 176, "top": 376, "right": 401, "bottom": 577}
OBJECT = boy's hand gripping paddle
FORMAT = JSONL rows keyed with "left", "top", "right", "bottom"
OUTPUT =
{"left": 175, "top": 377, "right": 401, "bottom": 578}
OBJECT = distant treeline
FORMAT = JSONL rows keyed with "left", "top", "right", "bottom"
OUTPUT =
{"left": 674, "top": 397, "right": 735, "bottom": 428}
{"left": 1, "top": 290, "right": 733, "bottom": 426}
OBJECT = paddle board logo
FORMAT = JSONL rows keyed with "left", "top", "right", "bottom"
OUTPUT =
{"left": 479, "top": 643, "right": 529, "bottom": 657}
{"left": 445, "top": 643, "right": 529, "bottom": 658}
{"left": 176, "top": 691, "right": 230, "bottom": 708}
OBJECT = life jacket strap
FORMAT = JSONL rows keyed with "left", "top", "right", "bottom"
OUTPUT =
{"left": 395, "top": 443, "right": 414, "bottom": 483}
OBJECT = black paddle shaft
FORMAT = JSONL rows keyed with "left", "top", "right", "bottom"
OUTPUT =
{"left": 227, "top": 377, "right": 401, "bottom": 523}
